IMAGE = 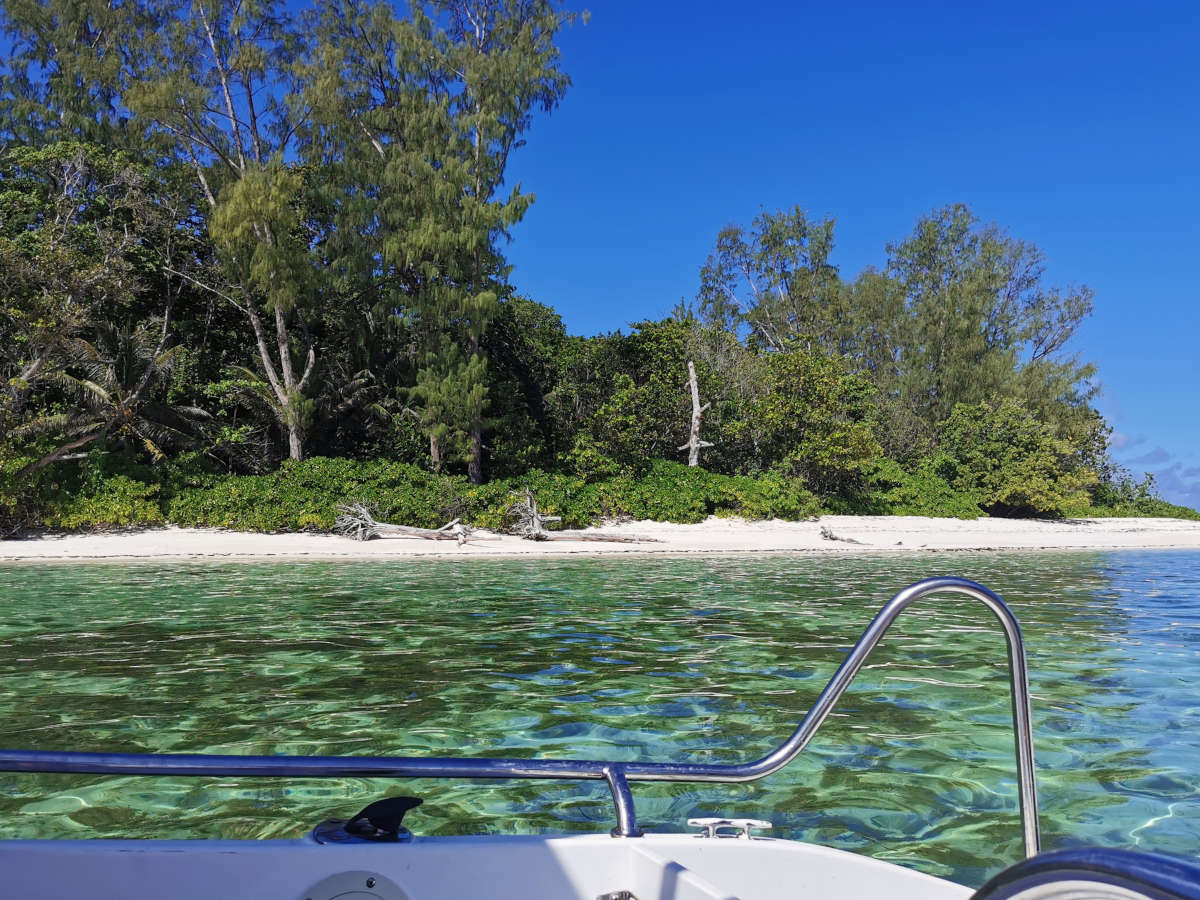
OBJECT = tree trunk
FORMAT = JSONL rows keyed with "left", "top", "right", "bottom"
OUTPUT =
{"left": 286, "top": 419, "right": 304, "bottom": 461}
{"left": 678, "top": 360, "right": 714, "bottom": 467}
{"left": 430, "top": 433, "right": 442, "bottom": 472}
{"left": 468, "top": 425, "right": 483, "bottom": 484}
{"left": 468, "top": 332, "right": 484, "bottom": 484}
{"left": 239, "top": 302, "right": 314, "bottom": 463}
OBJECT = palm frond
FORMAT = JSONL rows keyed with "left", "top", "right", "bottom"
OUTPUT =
{"left": 10, "top": 412, "right": 103, "bottom": 439}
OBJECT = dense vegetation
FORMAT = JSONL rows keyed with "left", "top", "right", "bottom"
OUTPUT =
{"left": 1, "top": 0, "right": 1194, "bottom": 534}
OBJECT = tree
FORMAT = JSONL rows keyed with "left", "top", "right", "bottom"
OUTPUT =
{"left": 565, "top": 319, "right": 753, "bottom": 475}
{"left": 4, "top": 0, "right": 323, "bottom": 459}
{"left": 833, "top": 268, "right": 924, "bottom": 458}
{"left": 749, "top": 350, "right": 881, "bottom": 495}
{"left": 0, "top": 0, "right": 162, "bottom": 148}
{"left": 483, "top": 296, "right": 571, "bottom": 474}
{"left": 696, "top": 207, "right": 848, "bottom": 354}
{"left": 12, "top": 320, "right": 202, "bottom": 475}
{"left": 132, "top": 0, "right": 321, "bottom": 459}
{"left": 0, "top": 142, "right": 201, "bottom": 470}
{"left": 299, "top": 0, "right": 576, "bottom": 481}
{"left": 438, "top": 0, "right": 576, "bottom": 482}
{"left": 572, "top": 322, "right": 696, "bottom": 471}
{"left": 937, "top": 398, "right": 1096, "bottom": 517}
{"left": 885, "top": 204, "right": 1096, "bottom": 433}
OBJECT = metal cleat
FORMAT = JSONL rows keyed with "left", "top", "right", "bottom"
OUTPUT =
{"left": 687, "top": 817, "right": 773, "bottom": 839}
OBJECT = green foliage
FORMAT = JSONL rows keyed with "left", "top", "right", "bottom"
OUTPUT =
{"left": 937, "top": 399, "right": 1096, "bottom": 518}
{"left": 572, "top": 320, "right": 697, "bottom": 471}
{"left": 167, "top": 457, "right": 462, "bottom": 532}
{"left": 562, "top": 433, "right": 623, "bottom": 481}
{"left": 585, "top": 373, "right": 659, "bottom": 468}
{"left": 849, "top": 458, "right": 983, "bottom": 518}
{"left": 44, "top": 475, "right": 164, "bottom": 530}
{"left": 209, "top": 165, "right": 312, "bottom": 317}
{"left": 2, "top": 1, "right": 1184, "bottom": 522}
{"left": 299, "top": 0, "right": 577, "bottom": 481}
{"left": 696, "top": 206, "right": 845, "bottom": 352}
{"left": 0, "top": 0, "right": 154, "bottom": 147}
{"left": 883, "top": 204, "right": 1097, "bottom": 439}
{"left": 0, "top": 142, "right": 187, "bottom": 455}
{"left": 163, "top": 457, "right": 818, "bottom": 533}
{"left": 750, "top": 350, "right": 881, "bottom": 494}
{"left": 1089, "top": 473, "right": 1200, "bottom": 521}
{"left": 0, "top": 446, "right": 43, "bottom": 534}
{"left": 474, "top": 460, "right": 820, "bottom": 529}
{"left": 13, "top": 447, "right": 1194, "bottom": 535}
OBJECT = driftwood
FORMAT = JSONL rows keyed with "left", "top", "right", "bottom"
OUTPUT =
{"left": 333, "top": 495, "right": 661, "bottom": 547}
{"left": 335, "top": 504, "right": 479, "bottom": 545}
{"left": 542, "top": 532, "right": 653, "bottom": 543}
{"left": 506, "top": 489, "right": 561, "bottom": 538}
{"left": 677, "top": 360, "right": 713, "bottom": 467}
{"left": 505, "top": 489, "right": 659, "bottom": 543}
{"left": 820, "top": 525, "right": 863, "bottom": 545}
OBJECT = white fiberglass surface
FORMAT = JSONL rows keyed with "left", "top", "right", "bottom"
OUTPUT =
{"left": 0, "top": 834, "right": 972, "bottom": 900}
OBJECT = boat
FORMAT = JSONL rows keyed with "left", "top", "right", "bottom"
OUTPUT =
{"left": 1, "top": 575, "right": 1197, "bottom": 899}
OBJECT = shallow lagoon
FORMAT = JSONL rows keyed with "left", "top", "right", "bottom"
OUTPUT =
{"left": 0, "top": 550, "right": 1197, "bottom": 886}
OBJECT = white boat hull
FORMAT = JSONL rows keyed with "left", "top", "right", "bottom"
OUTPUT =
{"left": 0, "top": 833, "right": 971, "bottom": 899}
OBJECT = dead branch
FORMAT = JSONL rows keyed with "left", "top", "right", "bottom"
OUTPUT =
{"left": 535, "top": 532, "right": 658, "bottom": 543}
{"left": 820, "top": 525, "right": 863, "bottom": 545}
{"left": 335, "top": 503, "right": 479, "bottom": 545}
{"left": 505, "top": 489, "right": 659, "bottom": 543}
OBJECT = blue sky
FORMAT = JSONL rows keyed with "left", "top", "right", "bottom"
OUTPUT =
{"left": 503, "top": 0, "right": 1200, "bottom": 508}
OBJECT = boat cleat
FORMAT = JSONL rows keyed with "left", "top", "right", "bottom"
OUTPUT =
{"left": 687, "top": 817, "right": 772, "bottom": 839}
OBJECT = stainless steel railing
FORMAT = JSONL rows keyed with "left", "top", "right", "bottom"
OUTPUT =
{"left": 0, "top": 576, "right": 1041, "bottom": 857}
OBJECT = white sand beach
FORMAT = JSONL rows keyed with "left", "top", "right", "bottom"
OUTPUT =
{"left": 2, "top": 516, "right": 1199, "bottom": 561}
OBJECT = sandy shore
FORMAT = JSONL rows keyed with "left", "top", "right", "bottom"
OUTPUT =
{"left": 2, "top": 516, "right": 1199, "bottom": 561}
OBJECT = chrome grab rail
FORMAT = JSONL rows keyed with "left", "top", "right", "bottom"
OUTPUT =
{"left": 0, "top": 576, "right": 1040, "bottom": 857}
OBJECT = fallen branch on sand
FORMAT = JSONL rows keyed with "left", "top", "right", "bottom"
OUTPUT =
{"left": 820, "top": 525, "right": 864, "bottom": 545}
{"left": 334, "top": 504, "right": 491, "bottom": 546}
{"left": 506, "top": 489, "right": 660, "bottom": 544}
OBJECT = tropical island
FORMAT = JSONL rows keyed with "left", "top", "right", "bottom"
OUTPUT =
{"left": 2, "top": 0, "right": 1197, "bottom": 553}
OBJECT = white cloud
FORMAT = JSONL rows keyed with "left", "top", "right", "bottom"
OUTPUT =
{"left": 1126, "top": 447, "right": 1171, "bottom": 466}
{"left": 1110, "top": 432, "right": 1146, "bottom": 451}
{"left": 1152, "top": 464, "right": 1200, "bottom": 513}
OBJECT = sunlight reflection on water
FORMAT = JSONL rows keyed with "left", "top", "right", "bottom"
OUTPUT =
{"left": 0, "top": 550, "right": 1198, "bottom": 886}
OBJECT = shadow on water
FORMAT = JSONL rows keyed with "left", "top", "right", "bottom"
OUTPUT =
{"left": 0, "top": 549, "right": 1197, "bottom": 887}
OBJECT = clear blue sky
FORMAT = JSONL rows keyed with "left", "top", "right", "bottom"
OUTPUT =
{"left": 503, "top": 0, "right": 1200, "bottom": 509}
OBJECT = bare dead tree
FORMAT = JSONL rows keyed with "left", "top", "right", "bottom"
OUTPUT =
{"left": 678, "top": 360, "right": 713, "bottom": 467}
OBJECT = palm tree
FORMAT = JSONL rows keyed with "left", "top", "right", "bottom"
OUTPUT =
{"left": 14, "top": 312, "right": 206, "bottom": 476}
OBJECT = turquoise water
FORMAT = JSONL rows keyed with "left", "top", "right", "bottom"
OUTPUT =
{"left": 0, "top": 550, "right": 1198, "bottom": 886}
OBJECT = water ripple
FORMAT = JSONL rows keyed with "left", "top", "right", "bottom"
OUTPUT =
{"left": 0, "top": 550, "right": 1198, "bottom": 887}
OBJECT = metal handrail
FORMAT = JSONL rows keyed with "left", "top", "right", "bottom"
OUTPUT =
{"left": 0, "top": 576, "right": 1040, "bottom": 857}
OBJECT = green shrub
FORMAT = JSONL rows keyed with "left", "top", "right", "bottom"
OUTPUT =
{"left": 1087, "top": 473, "right": 1200, "bottom": 520}
{"left": 167, "top": 457, "right": 463, "bottom": 531}
{"left": 1087, "top": 499, "right": 1200, "bottom": 521}
{"left": 0, "top": 448, "right": 43, "bottom": 534}
{"left": 562, "top": 433, "right": 623, "bottom": 481}
{"left": 938, "top": 399, "right": 1096, "bottom": 518}
{"left": 853, "top": 458, "right": 983, "bottom": 518}
{"left": 751, "top": 350, "right": 882, "bottom": 495}
{"left": 44, "top": 475, "right": 165, "bottom": 530}
{"left": 475, "top": 461, "right": 819, "bottom": 528}
{"left": 162, "top": 457, "right": 819, "bottom": 533}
